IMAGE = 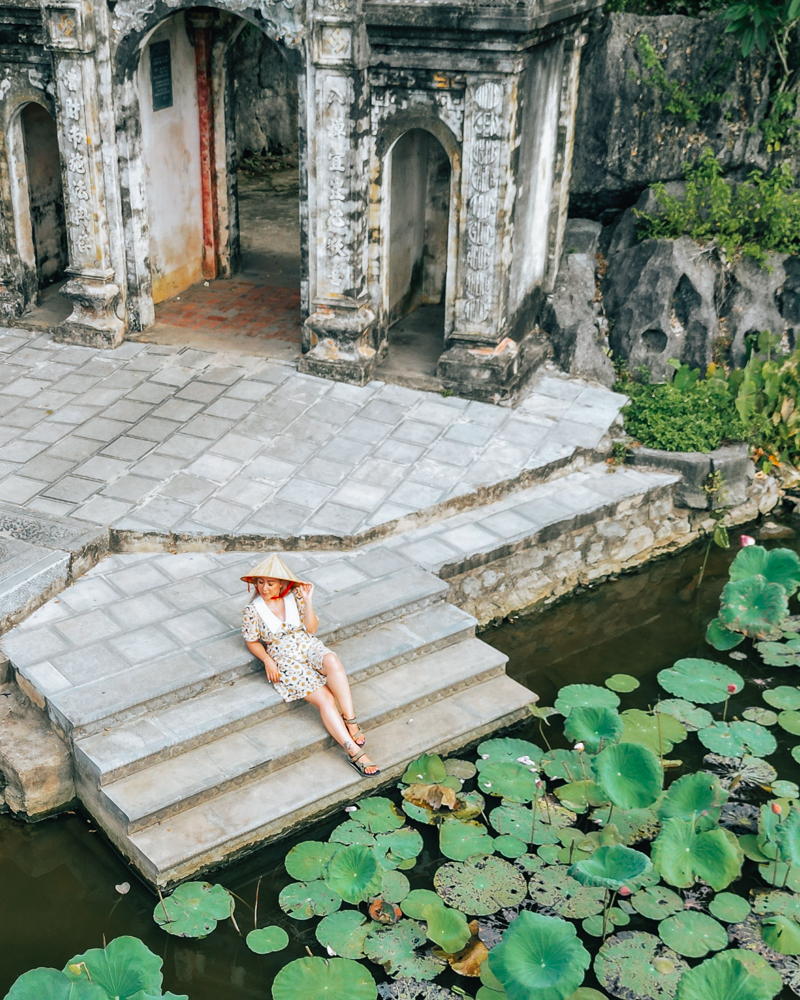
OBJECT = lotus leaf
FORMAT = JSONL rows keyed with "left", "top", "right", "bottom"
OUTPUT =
{"left": 756, "top": 638, "right": 800, "bottom": 667}
{"left": 543, "top": 749, "right": 597, "bottom": 783}
{"left": 377, "top": 870, "right": 410, "bottom": 904}
{"left": 594, "top": 743, "right": 663, "bottom": 810}
{"left": 593, "top": 804, "right": 662, "bottom": 845}
{"left": 488, "top": 911, "right": 591, "bottom": 1000}
{"left": 719, "top": 576, "right": 789, "bottom": 638}
{"left": 705, "top": 752, "right": 777, "bottom": 786}
{"left": 593, "top": 931, "right": 687, "bottom": 1000}
{"left": 152, "top": 883, "right": 233, "bottom": 938}
{"left": 619, "top": 709, "right": 687, "bottom": 756}
{"left": 445, "top": 758, "right": 477, "bottom": 780}
{"left": 539, "top": 844, "right": 562, "bottom": 863}
{"left": 5, "top": 969, "right": 108, "bottom": 1000}
{"left": 401, "top": 754, "right": 447, "bottom": 785}
{"left": 774, "top": 779, "right": 800, "bottom": 798}
{"left": 363, "top": 919, "right": 444, "bottom": 980}
{"left": 778, "top": 709, "right": 800, "bottom": 734}
{"left": 272, "top": 957, "right": 377, "bottom": 1000}
{"left": 329, "top": 820, "right": 377, "bottom": 846}
{"left": 706, "top": 617, "right": 745, "bottom": 650}
{"left": 654, "top": 699, "right": 714, "bottom": 732}
{"left": 555, "top": 781, "right": 610, "bottom": 813}
{"left": 490, "top": 802, "right": 533, "bottom": 841}
{"left": 605, "top": 674, "right": 640, "bottom": 693}
{"left": 63, "top": 938, "right": 163, "bottom": 999}
{"left": 350, "top": 798, "right": 405, "bottom": 834}
{"left": 582, "top": 910, "right": 630, "bottom": 937}
{"left": 564, "top": 707, "right": 624, "bottom": 753}
{"left": 452, "top": 790, "right": 486, "bottom": 821}
{"left": 401, "top": 800, "right": 434, "bottom": 825}
{"left": 657, "top": 659, "right": 743, "bottom": 704}
{"left": 554, "top": 684, "right": 620, "bottom": 717}
{"left": 658, "top": 772, "right": 729, "bottom": 831}
{"left": 698, "top": 720, "right": 777, "bottom": 757}
{"left": 652, "top": 818, "right": 743, "bottom": 889}
{"left": 285, "top": 841, "right": 339, "bottom": 880}
{"left": 761, "top": 913, "right": 800, "bottom": 953}
{"left": 477, "top": 737, "right": 544, "bottom": 766}
{"left": 315, "top": 910, "right": 370, "bottom": 959}
{"left": 245, "top": 926, "right": 289, "bottom": 954}
{"left": 674, "top": 950, "right": 779, "bottom": 1000}
{"left": 440, "top": 775, "right": 463, "bottom": 792}
{"left": 763, "top": 685, "right": 800, "bottom": 709}
{"left": 422, "top": 902, "right": 471, "bottom": 953}
{"left": 434, "top": 856, "right": 527, "bottom": 915}
{"left": 743, "top": 707, "right": 779, "bottom": 725}
{"left": 375, "top": 828, "right": 424, "bottom": 869}
{"left": 567, "top": 991, "right": 610, "bottom": 1000}
{"left": 401, "top": 889, "right": 445, "bottom": 919}
{"left": 709, "top": 891, "right": 751, "bottom": 922}
{"left": 657, "top": 912, "right": 727, "bottom": 958}
{"left": 740, "top": 833, "right": 771, "bottom": 862}
{"left": 759, "top": 859, "right": 800, "bottom": 889}
{"left": 279, "top": 880, "right": 342, "bottom": 919}
{"left": 570, "top": 844, "right": 651, "bottom": 889}
{"left": 527, "top": 865, "right": 606, "bottom": 919}
{"left": 494, "top": 835, "right": 528, "bottom": 858}
{"left": 729, "top": 543, "right": 800, "bottom": 594}
{"left": 478, "top": 762, "right": 539, "bottom": 803}
{"left": 631, "top": 886, "right": 684, "bottom": 920}
{"left": 324, "top": 845, "right": 384, "bottom": 904}
{"left": 439, "top": 819, "right": 494, "bottom": 861}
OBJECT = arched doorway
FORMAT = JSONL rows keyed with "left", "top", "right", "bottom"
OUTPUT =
{"left": 134, "top": 8, "right": 301, "bottom": 357}
{"left": 18, "top": 104, "right": 68, "bottom": 292}
{"left": 380, "top": 128, "right": 451, "bottom": 384}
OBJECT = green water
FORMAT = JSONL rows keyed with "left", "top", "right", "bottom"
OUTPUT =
{"left": 2, "top": 520, "right": 799, "bottom": 998}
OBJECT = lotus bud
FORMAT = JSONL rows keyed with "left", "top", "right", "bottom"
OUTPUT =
{"left": 535, "top": 778, "right": 544, "bottom": 788}
{"left": 574, "top": 742, "right": 585, "bottom": 752}
{"left": 772, "top": 802, "right": 783, "bottom": 815}
{"left": 740, "top": 534, "right": 756, "bottom": 547}
{"left": 727, "top": 683, "right": 737, "bottom": 694}
{"left": 619, "top": 886, "right": 631, "bottom": 897}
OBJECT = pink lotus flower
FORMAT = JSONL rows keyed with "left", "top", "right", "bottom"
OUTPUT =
{"left": 619, "top": 886, "right": 631, "bottom": 897}
{"left": 772, "top": 802, "right": 783, "bottom": 815}
{"left": 727, "top": 684, "right": 737, "bottom": 693}
{"left": 740, "top": 535, "right": 756, "bottom": 547}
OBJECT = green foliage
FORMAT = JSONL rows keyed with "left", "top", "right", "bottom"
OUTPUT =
{"left": 735, "top": 340, "right": 800, "bottom": 468}
{"left": 272, "top": 956, "right": 377, "bottom": 1000}
{"left": 488, "top": 912, "right": 591, "bottom": 1000}
{"left": 631, "top": 34, "right": 729, "bottom": 124}
{"left": 152, "top": 883, "right": 233, "bottom": 939}
{"left": 636, "top": 148, "right": 800, "bottom": 266}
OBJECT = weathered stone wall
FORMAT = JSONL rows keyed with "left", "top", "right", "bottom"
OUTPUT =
{"left": 445, "top": 473, "right": 779, "bottom": 624}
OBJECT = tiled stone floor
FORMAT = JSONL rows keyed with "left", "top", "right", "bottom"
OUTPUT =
{"left": 0, "top": 328, "right": 625, "bottom": 540}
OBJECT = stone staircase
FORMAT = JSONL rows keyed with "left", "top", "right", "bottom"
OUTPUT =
{"left": 4, "top": 552, "right": 532, "bottom": 886}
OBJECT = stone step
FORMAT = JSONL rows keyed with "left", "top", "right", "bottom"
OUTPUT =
{"left": 94, "top": 672, "right": 534, "bottom": 886}
{"left": 74, "top": 601, "right": 476, "bottom": 785}
{"left": 46, "top": 565, "right": 449, "bottom": 739}
{"left": 82, "top": 637, "right": 506, "bottom": 834}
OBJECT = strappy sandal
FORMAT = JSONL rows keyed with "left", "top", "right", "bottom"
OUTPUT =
{"left": 347, "top": 751, "right": 381, "bottom": 777}
{"left": 342, "top": 715, "right": 366, "bottom": 747}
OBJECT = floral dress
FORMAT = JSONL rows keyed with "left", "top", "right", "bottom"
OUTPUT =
{"left": 241, "top": 587, "right": 330, "bottom": 702}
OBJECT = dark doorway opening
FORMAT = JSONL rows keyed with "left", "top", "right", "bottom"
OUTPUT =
{"left": 21, "top": 104, "right": 67, "bottom": 290}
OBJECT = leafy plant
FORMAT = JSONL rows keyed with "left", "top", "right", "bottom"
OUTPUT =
{"left": 652, "top": 818, "right": 743, "bottom": 889}
{"left": 152, "top": 882, "right": 233, "bottom": 939}
{"left": 488, "top": 912, "right": 591, "bottom": 1000}
{"left": 631, "top": 33, "right": 729, "bottom": 125}
{"left": 272, "top": 956, "right": 377, "bottom": 1000}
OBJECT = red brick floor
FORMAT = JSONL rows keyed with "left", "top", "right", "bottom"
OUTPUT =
{"left": 154, "top": 276, "right": 302, "bottom": 343}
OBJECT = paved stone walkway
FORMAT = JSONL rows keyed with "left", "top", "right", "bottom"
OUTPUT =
{"left": 0, "top": 328, "right": 624, "bottom": 541}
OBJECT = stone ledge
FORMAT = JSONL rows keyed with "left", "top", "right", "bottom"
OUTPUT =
{"left": 627, "top": 442, "right": 750, "bottom": 509}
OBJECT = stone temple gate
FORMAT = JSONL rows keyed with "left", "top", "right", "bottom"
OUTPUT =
{"left": 0, "top": 0, "right": 599, "bottom": 399}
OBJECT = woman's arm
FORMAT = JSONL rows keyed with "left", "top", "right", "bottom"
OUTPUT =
{"left": 299, "top": 583, "right": 319, "bottom": 633}
{"left": 246, "top": 639, "right": 281, "bottom": 683}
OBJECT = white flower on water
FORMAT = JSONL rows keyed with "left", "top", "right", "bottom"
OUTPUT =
{"left": 344, "top": 805, "right": 358, "bottom": 813}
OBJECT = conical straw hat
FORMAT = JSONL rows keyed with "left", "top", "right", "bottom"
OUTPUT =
{"left": 240, "top": 553, "right": 308, "bottom": 586}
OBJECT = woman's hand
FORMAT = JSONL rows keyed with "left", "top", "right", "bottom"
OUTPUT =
{"left": 263, "top": 655, "right": 281, "bottom": 684}
{"left": 299, "top": 582, "right": 315, "bottom": 604}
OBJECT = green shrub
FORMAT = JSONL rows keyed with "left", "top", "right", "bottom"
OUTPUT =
{"left": 636, "top": 147, "right": 800, "bottom": 265}
{"left": 736, "top": 332, "right": 800, "bottom": 468}
{"left": 630, "top": 34, "right": 731, "bottom": 125}
{"left": 619, "top": 360, "right": 745, "bottom": 452}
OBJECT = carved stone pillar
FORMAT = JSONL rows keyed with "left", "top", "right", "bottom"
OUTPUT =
{"left": 44, "top": 1, "right": 125, "bottom": 347}
{"left": 298, "top": 16, "right": 377, "bottom": 386}
{"left": 437, "top": 76, "right": 520, "bottom": 398}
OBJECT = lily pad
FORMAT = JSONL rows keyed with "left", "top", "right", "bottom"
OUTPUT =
{"left": 325, "top": 845, "right": 384, "bottom": 904}
{"left": 708, "top": 892, "right": 751, "bottom": 923}
{"left": 594, "top": 931, "right": 687, "bottom": 1000}
{"left": 329, "top": 820, "right": 377, "bottom": 847}
{"left": 654, "top": 700, "right": 714, "bottom": 732}
{"left": 364, "top": 919, "right": 444, "bottom": 980}
{"left": 706, "top": 617, "right": 745, "bottom": 651}
{"left": 375, "top": 828, "right": 424, "bottom": 869}
{"left": 488, "top": 911, "right": 591, "bottom": 1000}
{"left": 555, "top": 781, "right": 610, "bottom": 813}
{"left": 478, "top": 762, "right": 539, "bottom": 803}
{"left": 279, "top": 880, "right": 342, "bottom": 920}
{"left": 594, "top": 743, "right": 663, "bottom": 810}
{"left": 793, "top": 745, "right": 800, "bottom": 765}
{"left": 401, "top": 754, "right": 447, "bottom": 785}
{"left": 582, "top": 908, "right": 630, "bottom": 936}
{"left": 490, "top": 802, "right": 534, "bottom": 841}
{"left": 606, "top": 674, "right": 640, "bottom": 693}
{"left": 743, "top": 707, "right": 779, "bottom": 725}
{"left": 594, "top": 804, "right": 661, "bottom": 845}
{"left": 658, "top": 772, "right": 728, "bottom": 831}
{"left": 756, "top": 638, "right": 800, "bottom": 667}
{"left": 527, "top": 864, "right": 606, "bottom": 919}
{"left": 285, "top": 841, "right": 339, "bottom": 880}
{"left": 434, "top": 856, "right": 527, "bottom": 915}
{"left": 315, "top": 910, "right": 370, "bottom": 959}
{"left": 570, "top": 844, "right": 652, "bottom": 890}
{"left": 494, "top": 835, "right": 528, "bottom": 859}
{"left": 63, "top": 937, "right": 163, "bottom": 1000}
{"left": 477, "top": 738, "right": 544, "bottom": 766}
{"left": 719, "top": 576, "right": 789, "bottom": 638}
{"left": 555, "top": 684, "right": 620, "bottom": 717}
{"left": 763, "top": 685, "right": 800, "bottom": 710}
{"left": 698, "top": 721, "right": 777, "bottom": 758}
{"left": 729, "top": 543, "right": 800, "bottom": 595}
{"left": 422, "top": 902, "right": 471, "bottom": 953}
{"left": 349, "top": 798, "right": 405, "bottom": 834}
{"left": 445, "top": 758, "right": 477, "bottom": 780}
{"left": 565, "top": 707, "right": 624, "bottom": 754}
{"left": 6, "top": 969, "right": 108, "bottom": 1000}
{"left": 772, "top": 779, "right": 800, "bottom": 798}
{"left": 674, "top": 949, "right": 780, "bottom": 1000}
{"left": 246, "top": 926, "right": 289, "bottom": 954}
{"left": 272, "top": 956, "right": 377, "bottom": 1000}
{"left": 400, "top": 890, "right": 445, "bottom": 921}
{"left": 652, "top": 818, "right": 743, "bottom": 890}
{"left": 619, "top": 709, "right": 687, "bottom": 756}
{"left": 657, "top": 659, "right": 743, "bottom": 704}
{"left": 778, "top": 709, "right": 800, "bottom": 734}
{"left": 631, "top": 886, "right": 684, "bottom": 920}
{"left": 153, "top": 882, "right": 233, "bottom": 938}
{"left": 381, "top": 869, "right": 411, "bottom": 903}
{"left": 657, "top": 912, "right": 727, "bottom": 958}
{"left": 760, "top": 913, "right": 800, "bottom": 954}
{"left": 544, "top": 749, "right": 597, "bottom": 783}
{"left": 439, "top": 819, "right": 494, "bottom": 861}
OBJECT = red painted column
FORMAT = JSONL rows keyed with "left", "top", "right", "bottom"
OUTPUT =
{"left": 189, "top": 9, "right": 218, "bottom": 280}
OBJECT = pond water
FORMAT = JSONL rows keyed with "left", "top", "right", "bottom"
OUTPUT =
{"left": 2, "top": 520, "right": 799, "bottom": 999}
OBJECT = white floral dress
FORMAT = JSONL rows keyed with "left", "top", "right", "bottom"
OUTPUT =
{"left": 241, "top": 587, "right": 330, "bottom": 702}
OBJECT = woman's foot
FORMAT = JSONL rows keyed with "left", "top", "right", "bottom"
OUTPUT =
{"left": 347, "top": 748, "right": 380, "bottom": 776}
{"left": 343, "top": 716, "right": 366, "bottom": 747}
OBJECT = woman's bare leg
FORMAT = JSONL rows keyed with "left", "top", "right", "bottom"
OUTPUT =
{"left": 319, "top": 652, "right": 361, "bottom": 739}
{"left": 305, "top": 686, "right": 378, "bottom": 773}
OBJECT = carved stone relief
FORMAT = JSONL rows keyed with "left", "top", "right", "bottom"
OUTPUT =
{"left": 319, "top": 73, "right": 355, "bottom": 297}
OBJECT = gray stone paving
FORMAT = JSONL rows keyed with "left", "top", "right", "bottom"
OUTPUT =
{"left": 0, "top": 328, "right": 624, "bottom": 539}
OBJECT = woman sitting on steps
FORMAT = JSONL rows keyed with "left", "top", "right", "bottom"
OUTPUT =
{"left": 241, "top": 554, "right": 380, "bottom": 777}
